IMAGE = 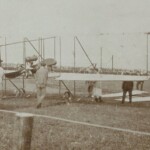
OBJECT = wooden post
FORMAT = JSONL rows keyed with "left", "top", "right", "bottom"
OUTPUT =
{"left": 13, "top": 113, "right": 34, "bottom": 150}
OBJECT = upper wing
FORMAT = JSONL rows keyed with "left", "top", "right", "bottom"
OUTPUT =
{"left": 48, "top": 72, "right": 60, "bottom": 78}
{"left": 55, "top": 73, "right": 149, "bottom": 81}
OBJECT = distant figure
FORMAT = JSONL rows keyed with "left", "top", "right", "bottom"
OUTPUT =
{"left": 92, "top": 81, "right": 102, "bottom": 102}
{"left": 136, "top": 81, "right": 144, "bottom": 91}
{"left": 35, "top": 61, "right": 48, "bottom": 108}
{"left": 87, "top": 81, "right": 96, "bottom": 97}
{"left": 0, "top": 60, "right": 4, "bottom": 99}
{"left": 122, "top": 81, "right": 134, "bottom": 103}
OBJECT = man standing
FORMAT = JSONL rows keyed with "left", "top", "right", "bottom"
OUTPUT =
{"left": 35, "top": 61, "right": 48, "bottom": 108}
{"left": 122, "top": 81, "right": 134, "bottom": 103}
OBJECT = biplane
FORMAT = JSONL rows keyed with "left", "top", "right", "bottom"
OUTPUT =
{"left": 2, "top": 57, "right": 150, "bottom": 102}
{"left": 1, "top": 36, "right": 150, "bottom": 102}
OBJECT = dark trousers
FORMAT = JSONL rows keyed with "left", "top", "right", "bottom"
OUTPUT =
{"left": 122, "top": 90, "right": 132, "bottom": 103}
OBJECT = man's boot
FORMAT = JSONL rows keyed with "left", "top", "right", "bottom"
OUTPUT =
{"left": 36, "top": 103, "right": 42, "bottom": 108}
{"left": 122, "top": 99, "right": 124, "bottom": 104}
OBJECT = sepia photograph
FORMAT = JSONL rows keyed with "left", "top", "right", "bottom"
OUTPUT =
{"left": 0, "top": 0, "right": 150, "bottom": 149}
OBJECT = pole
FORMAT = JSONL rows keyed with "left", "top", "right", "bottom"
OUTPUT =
{"left": 4, "top": 37, "right": 6, "bottom": 96}
{"left": 0, "top": 46, "right": 2, "bottom": 97}
{"left": 147, "top": 33, "right": 149, "bottom": 74}
{"left": 100, "top": 47, "right": 102, "bottom": 70}
{"left": 73, "top": 37, "right": 76, "bottom": 96}
{"left": 23, "top": 38, "right": 26, "bottom": 90}
{"left": 38, "top": 38, "right": 40, "bottom": 62}
{"left": 0, "top": 46, "right": 1, "bottom": 61}
{"left": 13, "top": 113, "right": 34, "bottom": 150}
{"left": 112, "top": 55, "right": 114, "bottom": 72}
{"left": 59, "top": 37, "right": 61, "bottom": 96}
{"left": 41, "top": 38, "right": 42, "bottom": 60}
{"left": 54, "top": 37, "right": 56, "bottom": 59}
{"left": 43, "top": 39, "right": 45, "bottom": 59}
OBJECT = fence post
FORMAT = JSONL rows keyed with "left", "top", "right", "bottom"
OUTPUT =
{"left": 13, "top": 113, "right": 34, "bottom": 150}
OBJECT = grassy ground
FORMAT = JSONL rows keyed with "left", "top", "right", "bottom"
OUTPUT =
{"left": 0, "top": 79, "right": 150, "bottom": 149}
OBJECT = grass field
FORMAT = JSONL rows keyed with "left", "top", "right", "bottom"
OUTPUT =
{"left": 0, "top": 78, "right": 150, "bottom": 149}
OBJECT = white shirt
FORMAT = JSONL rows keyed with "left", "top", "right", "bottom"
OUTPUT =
{"left": 35, "top": 66, "right": 48, "bottom": 88}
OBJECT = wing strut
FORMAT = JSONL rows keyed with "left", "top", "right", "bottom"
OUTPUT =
{"left": 75, "top": 36, "right": 98, "bottom": 72}
{"left": 24, "top": 38, "right": 44, "bottom": 61}
{"left": 60, "top": 81, "right": 74, "bottom": 98}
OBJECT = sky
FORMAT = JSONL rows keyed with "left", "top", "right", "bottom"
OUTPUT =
{"left": 0, "top": 0, "right": 150, "bottom": 70}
